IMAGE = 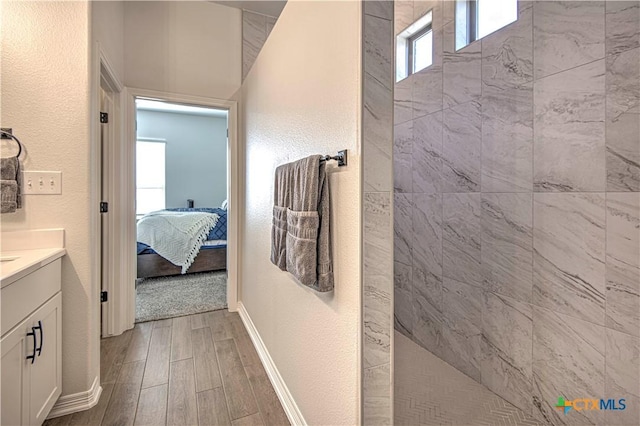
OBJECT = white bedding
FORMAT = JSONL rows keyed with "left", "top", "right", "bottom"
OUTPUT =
{"left": 137, "top": 211, "right": 219, "bottom": 273}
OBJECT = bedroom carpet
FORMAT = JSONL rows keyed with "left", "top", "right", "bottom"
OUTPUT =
{"left": 135, "top": 271, "right": 227, "bottom": 323}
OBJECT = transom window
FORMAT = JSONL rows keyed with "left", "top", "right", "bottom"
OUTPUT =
{"left": 456, "top": 0, "right": 518, "bottom": 50}
{"left": 396, "top": 11, "right": 433, "bottom": 82}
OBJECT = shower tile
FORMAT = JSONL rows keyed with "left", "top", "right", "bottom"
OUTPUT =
{"left": 440, "top": 277, "right": 483, "bottom": 382}
{"left": 443, "top": 193, "right": 482, "bottom": 287}
{"left": 364, "top": 192, "right": 393, "bottom": 278}
{"left": 265, "top": 16, "right": 277, "bottom": 38}
{"left": 411, "top": 193, "right": 443, "bottom": 355}
{"left": 364, "top": 0, "right": 393, "bottom": 21}
{"left": 412, "top": 265, "right": 443, "bottom": 356}
{"left": 364, "top": 193, "right": 392, "bottom": 369}
{"left": 412, "top": 193, "right": 442, "bottom": 278}
{"left": 414, "top": 0, "right": 442, "bottom": 28}
{"left": 533, "top": 1, "right": 605, "bottom": 80}
{"left": 364, "top": 363, "right": 391, "bottom": 425}
{"left": 481, "top": 5, "right": 533, "bottom": 193}
{"left": 394, "top": 121, "right": 413, "bottom": 193}
{"left": 532, "top": 306, "right": 605, "bottom": 426}
{"left": 605, "top": 329, "right": 640, "bottom": 426}
{"left": 394, "top": 0, "right": 413, "bottom": 35}
{"left": 606, "top": 193, "right": 640, "bottom": 337}
{"left": 442, "top": 101, "right": 482, "bottom": 193}
{"left": 394, "top": 193, "right": 412, "bottom": 267}
{"left": 443, "top": 22, "right": 482, "bottom": 109}
{"left": 606, "top": 47, "right": 640, "bottom": 191}
{"left": 412, "top": 65, "right": 443, "bottom": 119}
{"left": 533, "top": 60, "right": 606, "bottom": 192}
{"left": 364, "top": 14, "right": 393, "bottom": 91}
{"left": 481, "top": 193, "right": 533, "bottom": 303}
{"left": 442, "top": 277, "right": 482, "bottom": 337}
{"left": 412, "top": 26, "right": 444, "bottom": 119}
{"left": 481, "top": 292, "right": 533, "bottom": 415}
{"left": 605, "top": 1, "right": 640, "bottom": 56}
{"left": 533, "top": 193, "right": 606, "bottom": 325}
{"left": 395, "top": 331, "right": 541, "bottom": 425}
{"left": 242, "top": 12, "right": 267, "bottom": 80}
{"left": 481, "top": 81, "right": 533, "bottom": 193}
{"left": 364, "top": 274, "right": 391, "bottom": 369}
{"left": 363, "top": 72, "right": 393, "bottom": 192}
{"left": 607, "top": 47, "right": 639, "bottom": 118}
{"left": 442, "top": 0, "right": 454, "bottom": 26}
{"left": 394, "top": 76, "right": 413, "bottom": 125}
{"left": 412, "top": 111, "right": 442, "bottom": 194}
{"left": 482, "top": 4, "right": 533, "bottom": 86}
{"left": 394, "top": 261, "right": 413, "bottom": 337}
{"left": 607, "top": 113, "right": 640, "bottom": 192}
{"left": 519, "top": 0, "right": 534, "bottom": 12}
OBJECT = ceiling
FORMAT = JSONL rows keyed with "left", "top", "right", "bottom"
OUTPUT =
{"left": 211, "top": 0, "right": 287, "bottom": 18}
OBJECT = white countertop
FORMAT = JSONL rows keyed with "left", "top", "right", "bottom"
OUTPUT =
{"left": 0, "top": 229, "right": 66, "bottom": 288}
{"left": 0, "top": 248, "right": 66, "bottom": 288}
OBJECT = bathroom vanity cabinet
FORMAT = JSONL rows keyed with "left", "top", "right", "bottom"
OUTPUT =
{"left": 1, "top": 255, "right": 63, "bottom": 426}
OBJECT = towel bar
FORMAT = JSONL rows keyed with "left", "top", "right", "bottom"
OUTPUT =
{"left": 320, "top": 149, "right": 347, "bottom": 167}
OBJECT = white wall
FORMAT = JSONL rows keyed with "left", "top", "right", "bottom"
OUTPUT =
{"left": 124, "top": 1, "right": 242, "bottom": 100}
{"left": 240, "top": 0, "right": 362, "bottom": 424}
{"left": 0, "top": 1, "right": 97, "bottom": 396}
{"left": 137, "top": 110, "right": 228, "bottom": 208}
{"left": 91, "top": 0, "right": 124, "bottom": 83}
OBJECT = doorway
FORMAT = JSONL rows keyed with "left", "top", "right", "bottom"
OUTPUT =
{"left": 134, "top": 99, "right": 230, "bottom": 322}
{"left": 120, "top": 88, "right": 239, "bottom": 331}
{"left": 97, "top": 56, "right": 125, "bottom": 339}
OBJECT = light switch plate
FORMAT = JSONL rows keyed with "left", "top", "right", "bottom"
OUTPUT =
{"left": 23, "top": 171, "right": 62, "bottom": 195}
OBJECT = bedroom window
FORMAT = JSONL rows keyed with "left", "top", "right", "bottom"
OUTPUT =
{"left": 456, "top": 0, "right": 518, "bottom": 50}
{"left": 136, "top": 139, "right": 166, "bottom": 216}
{"left": 396, "top": 11, "right": 433, "bottom": 82}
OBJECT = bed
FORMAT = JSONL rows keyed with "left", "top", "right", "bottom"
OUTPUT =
{"left": 136, "top": 207, "right": 227, "bottom": 279}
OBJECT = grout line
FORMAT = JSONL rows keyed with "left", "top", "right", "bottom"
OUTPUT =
{"left": 603, "top": 0, "right": 609, "bottom": 393}
{"left": 195, "top": 385, "right": 224, "bottom": 395}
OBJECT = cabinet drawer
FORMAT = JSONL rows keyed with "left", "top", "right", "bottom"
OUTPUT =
{"left": 1, "top": 259, "right": 61, "bottom": 337}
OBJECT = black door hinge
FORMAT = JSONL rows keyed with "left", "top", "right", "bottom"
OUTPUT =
{"left": 101, "top": 291, "right": 108, "bottom": 303}
{"left": 100, "top": 202, "right": 108, "bottom": 213}
{"left": 100, "top": 112, "right": 109, "bottom": 124}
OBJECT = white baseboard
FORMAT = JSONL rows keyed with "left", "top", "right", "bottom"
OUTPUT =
{"left": 47, "top": 376, "right": 102, "bottom": 419}
{"left": 237, "top": 302, "right": 307, "bottom": 426}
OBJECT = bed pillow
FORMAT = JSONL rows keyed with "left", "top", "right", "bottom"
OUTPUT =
{"left": 166, "top": 207, "right": 227, "bottom": 240}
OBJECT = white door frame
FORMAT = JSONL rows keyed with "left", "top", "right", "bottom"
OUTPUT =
{"left": 123, "top": 87, "right": 240, "bottom": 327}
{"left": 93, "top": 43, "right": 127, "bottom": 338}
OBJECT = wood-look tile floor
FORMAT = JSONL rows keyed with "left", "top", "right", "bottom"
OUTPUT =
{"left": 45, "top": 311, "right": 290, "bottom": 426}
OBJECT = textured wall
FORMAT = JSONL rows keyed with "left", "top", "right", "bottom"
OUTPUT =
{"left": 240, "top": 0, "right": 361, "bottom": 423}
{"left": 393, "top": 1, "right": 640, "bottom": 425}
{"left": 123, "top": 1, "right": 242, "bottom": 100}
{"left": 362, "top": 1, "right": 395, "bottom": 425}
{"left": 0, "top": 1, "right": 98, "bottom": 396}
{"left": 136, "top": 110, "right": 228, "bottom": 208}
{"left": 242, "top": 10, "right": 277, "bottom": 81}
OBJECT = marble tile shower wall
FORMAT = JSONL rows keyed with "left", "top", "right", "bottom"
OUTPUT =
{"left": 242, "top": 11, "right": 277, "bottom": 80}
{"left": 393, "top": 1, "right": 640, "bottom": 425}
{"left": 363, "top": 1, "right": 394, "bottom": 425}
